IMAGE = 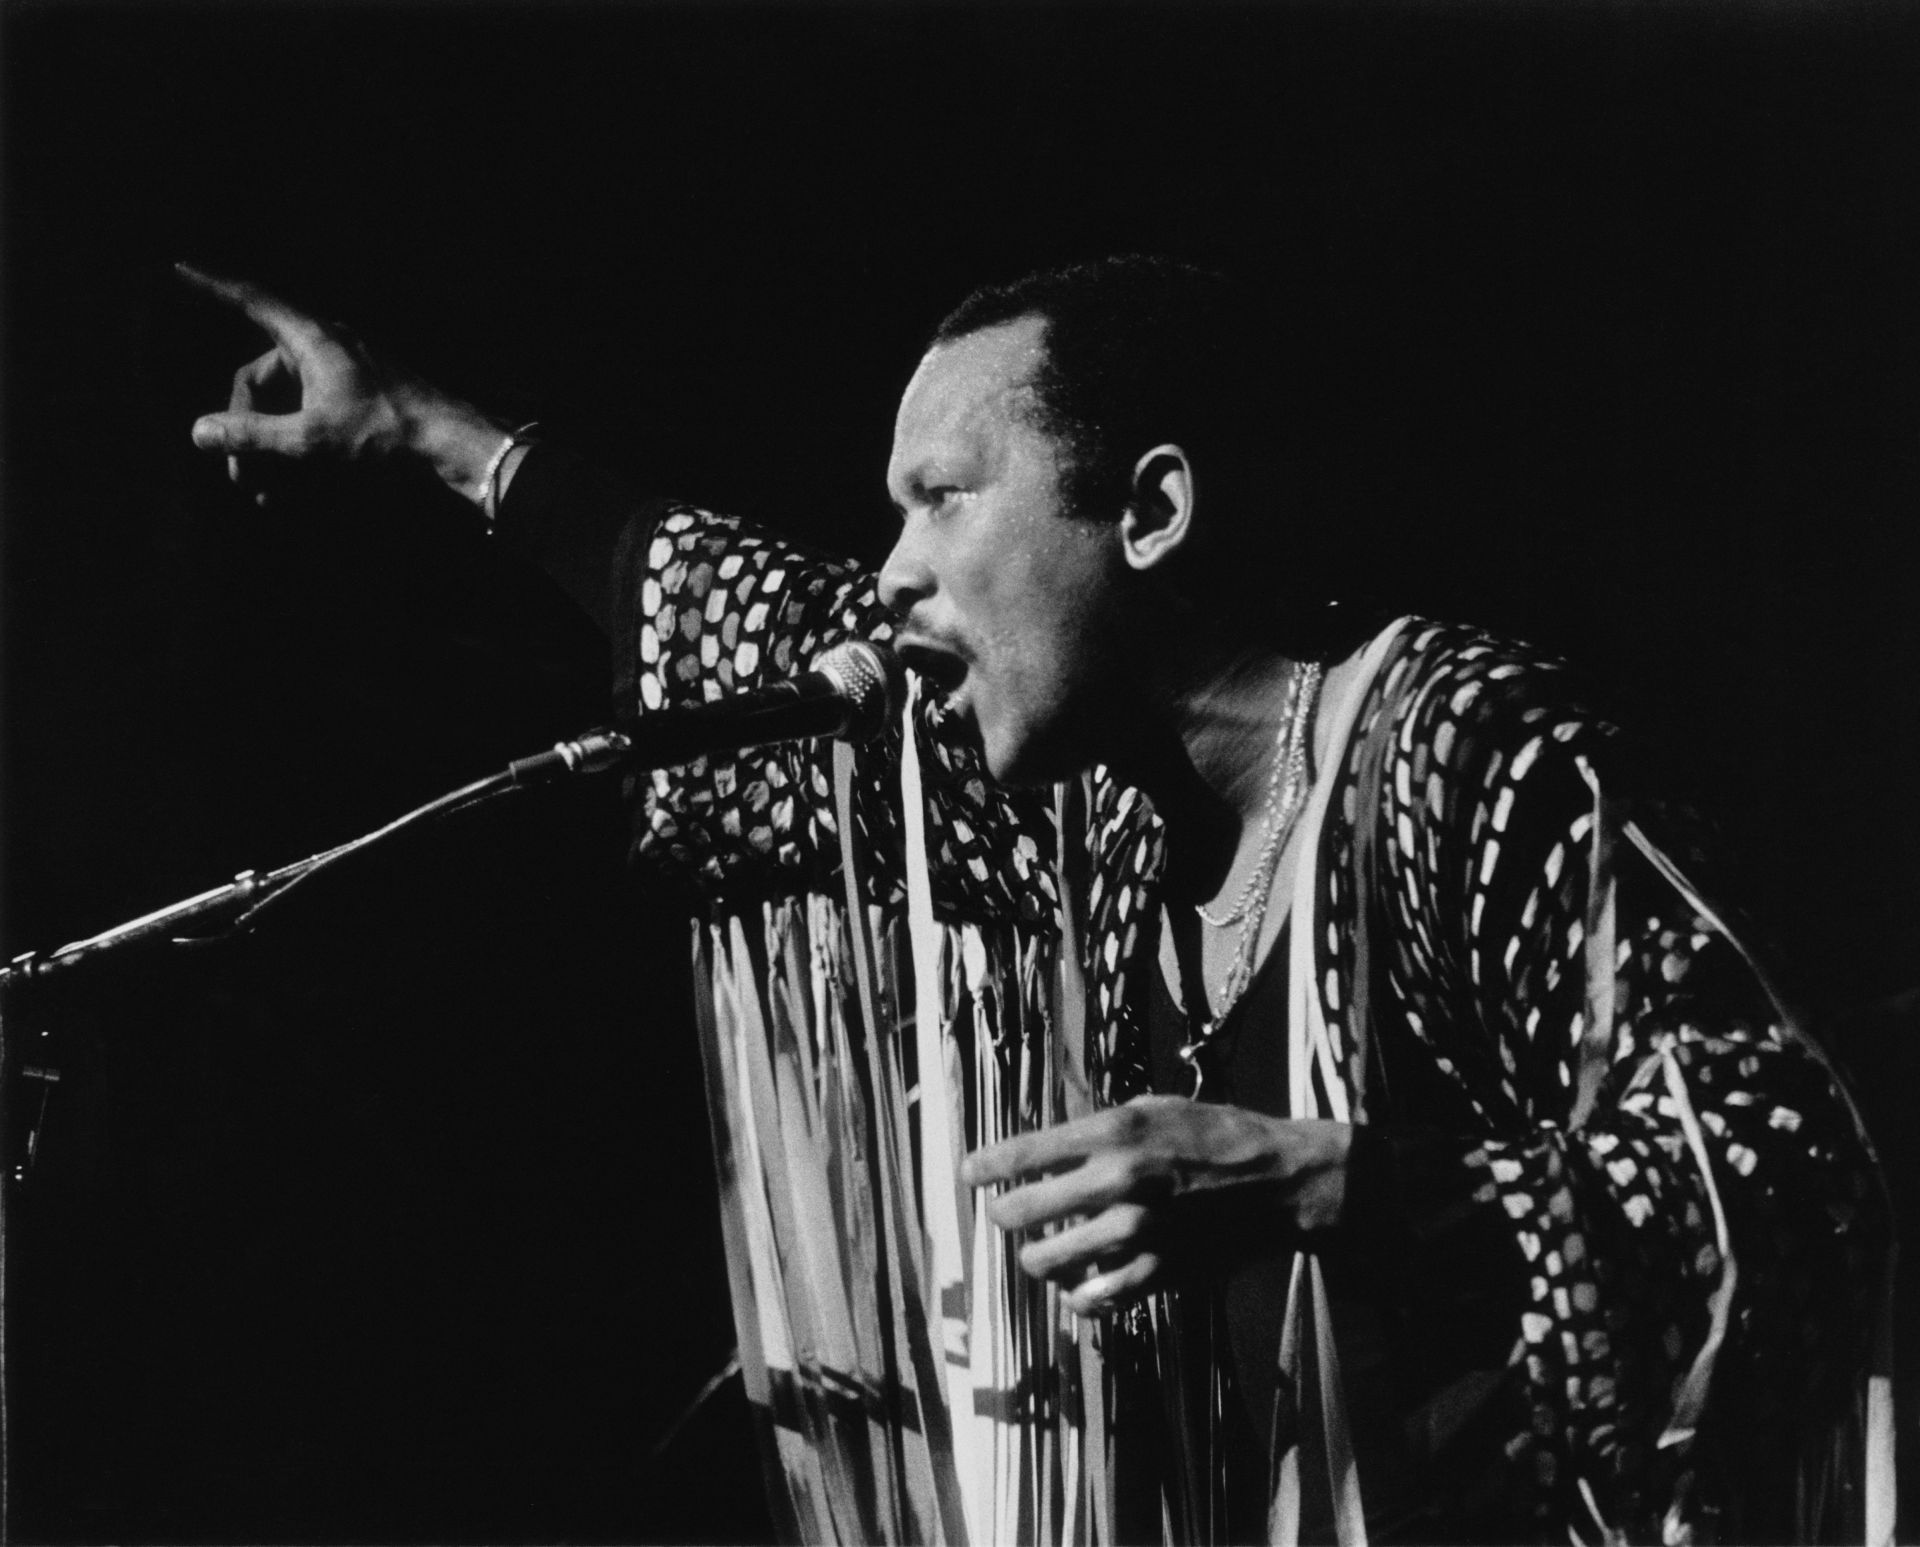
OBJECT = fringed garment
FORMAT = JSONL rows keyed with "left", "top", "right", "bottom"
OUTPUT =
{"left": 611, "top": 501, "right": 1890, "bottom": 1545}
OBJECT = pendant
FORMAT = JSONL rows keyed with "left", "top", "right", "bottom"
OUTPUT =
{"left": 1176, "top": 1018, "right": 1216, "bottom": 1099}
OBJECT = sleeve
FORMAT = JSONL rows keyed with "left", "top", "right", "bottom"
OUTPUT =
{"left": 1354, "top": 629, "right": 1889, "bottom": 1540}
{"left": 492, "top": 443, "right": 666, "bottom": 641}
{"left": 500, "top": 448, "right": 1057, "bottom": 922}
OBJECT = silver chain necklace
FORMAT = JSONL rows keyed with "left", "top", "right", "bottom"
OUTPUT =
{"left": 1194, "top": 658, "right": 1323, "bottom": 1023}
{"left": 1195, "top": 661, "right": 1323, "bottom": 930}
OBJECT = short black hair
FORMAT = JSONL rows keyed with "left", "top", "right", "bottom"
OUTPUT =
{"left": 930, "top": 255, "right": 1359, "bottom": 653}
{"left": 931, "top": 254, "right": 1274, "bottom": 521}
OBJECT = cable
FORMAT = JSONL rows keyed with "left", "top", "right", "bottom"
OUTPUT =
{"left": 645, "top": 1352, "right": 742, "bottom": 1466}
{"left": 219, "top": 771, "right": 519, "bottom": 937}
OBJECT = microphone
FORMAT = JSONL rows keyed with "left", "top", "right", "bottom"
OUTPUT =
{"left": 506, "top": 640, "right": 903, "bottom": 783}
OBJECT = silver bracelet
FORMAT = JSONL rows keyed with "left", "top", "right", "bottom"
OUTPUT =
{"left": 479, "top": 420, "right": 542, "bottom": 529}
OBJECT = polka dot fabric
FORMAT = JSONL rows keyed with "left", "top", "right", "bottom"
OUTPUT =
{"left": 1079, "top": 620, "right": 1887, "bottom": 1540}
{"left": 615, "top": 504, "right": 1056, "bottom": 928}
{"left": 1083, "top": 773, "right": 1165, "bottom": 1103}
{"left": 604, "top": 498, "right": 1883, "bottom": 1541}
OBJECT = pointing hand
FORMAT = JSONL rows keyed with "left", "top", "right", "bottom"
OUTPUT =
{"left": 177, "top": 264, "right": 511, "bottom": 511}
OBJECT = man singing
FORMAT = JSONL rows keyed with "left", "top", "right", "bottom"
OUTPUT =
{"left": 182, "top": 255, "right": 1888, "bottom": 1544}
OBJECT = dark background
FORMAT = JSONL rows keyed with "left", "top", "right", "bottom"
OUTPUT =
{"left": 2, "top": 1, "right": 1916, "bottom": 1540}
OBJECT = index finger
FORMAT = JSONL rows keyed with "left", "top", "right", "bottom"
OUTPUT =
{"left": 175, "top": 262, "right": 327, "bottom": 352}
{"left": 962, "top": 1108, "right": 1129, "bottom": 1189}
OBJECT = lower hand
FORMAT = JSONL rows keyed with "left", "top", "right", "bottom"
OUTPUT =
{"left": 961, "top": 1095, "right": 1353, "bottom": 1315}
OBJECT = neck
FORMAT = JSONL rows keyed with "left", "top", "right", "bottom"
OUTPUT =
{"left": 1102, "top": 643, "right": 1312, "bottom": 905}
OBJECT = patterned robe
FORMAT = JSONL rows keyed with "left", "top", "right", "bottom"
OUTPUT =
{"left": 505, "top": 456, "right": 1889, "bottom": 1544}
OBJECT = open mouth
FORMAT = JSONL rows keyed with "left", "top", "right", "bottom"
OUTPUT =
{"left": 896, "top": 637, "right": 971, "bottom": 706}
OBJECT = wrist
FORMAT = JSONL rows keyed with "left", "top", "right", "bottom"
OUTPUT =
{"left": 393, "top": 382, "right": 513, "bottom": 504}
{"left": 491, "top": 440, "right": 536, "bottom": 515}
{"left": 1287, "top": 1117, "right": 1355, "bottom": 1238}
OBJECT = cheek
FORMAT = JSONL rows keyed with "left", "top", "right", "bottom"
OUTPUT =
{"left": 967, "top": 518, "right": 1121, "bottom": 689}
{"left": 996, "top": 585, "right": 1119, "bottom": 732}
{"left": 1033, "top": 554, "right": 1126, "bottom": 663}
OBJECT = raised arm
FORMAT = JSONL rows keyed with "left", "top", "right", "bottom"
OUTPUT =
{"left": 177, "top": 264, "right": 533, "bottom": 518}
{"left": 177, "top": 265, "right": 657, "bottom": 633}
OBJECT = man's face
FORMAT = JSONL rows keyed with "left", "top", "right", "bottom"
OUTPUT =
{"left": 880, "top": 315, "right": 1130, "bottom": 785}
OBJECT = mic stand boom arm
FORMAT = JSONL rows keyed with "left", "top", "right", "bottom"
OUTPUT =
{"left": 0, "top": 720, "right": 633, "bottom": 1166}
{"left": 0, "top": 638, "right": 899, "bottom": 1540}
{"left": 0, "top": 721, "right": 630, "bottom": 1546}
{"left": 4, "top": 725, "right": 633, "bottom": 991}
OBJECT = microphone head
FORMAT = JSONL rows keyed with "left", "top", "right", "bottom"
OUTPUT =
{"left": 811, "top": 640, "right": 904, "bottom": 743}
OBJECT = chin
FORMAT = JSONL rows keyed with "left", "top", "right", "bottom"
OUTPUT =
{"left": 981, "top": 726, "right": 1081, "bottom": 789}
{"left": 972, "top": 693, "right": 1098, "bottom": 787}
{"left": 977, "top": 724, "right": 1037, "bottom": 786}
{"left": 982, "top": 749, "right": 1038, "bottom": 786}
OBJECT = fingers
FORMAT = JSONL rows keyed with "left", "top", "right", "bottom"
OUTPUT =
{"left": 214, "top": 348, "right": 290, "bottom": 488}
{"left": 179, "top": 270, "right": 323, "bottom": 479}
{"left": 191, "top": 409, "right": 314, "bottom": 458}
{"left": 986, "top": 1148, "right": 1154, "bottom": 1233}
{"left": 175, "top": 262, "right": 328, "bottom": 353}
{"left": 1064, "top": 1251, "right": 1163, "bottom": 1317}
{"left": 960, "top": 1121, "right": 1090, "bottom": 1188}
{"left": 1022, "top": 1204, "right": 1165, "bottom": 1315}
{"left": 229, "top": 347, "right": 290, "bottom": 411}
{"left": 962, "top": 1097, "right": 1182, "bottom": 1189}
{"left": 1016, "top": 1203, "right": 1152, "bottom": 1282}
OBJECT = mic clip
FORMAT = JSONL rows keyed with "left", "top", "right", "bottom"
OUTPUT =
{"left": 507, "top": 728, "right": 634, "bottom": 786}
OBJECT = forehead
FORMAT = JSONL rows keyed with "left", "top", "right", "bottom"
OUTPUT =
{"left": 890, "top": 314, "right": 1049, "bottom": 466}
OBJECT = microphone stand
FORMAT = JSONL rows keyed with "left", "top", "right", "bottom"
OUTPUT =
{"left": 0, "top": 723, "right": 631, "bottom": 1545}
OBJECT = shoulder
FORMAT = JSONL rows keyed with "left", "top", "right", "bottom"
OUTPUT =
{"left": 1355, "top": 618, "right": 1621, "bottom": 791}
{"left": 1372, "top": 618, "right": 1593, "bottom": 720}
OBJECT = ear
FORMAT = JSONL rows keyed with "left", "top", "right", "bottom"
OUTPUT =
{"left": 1118, "top": 444, "right": 1195, "bottom": 573}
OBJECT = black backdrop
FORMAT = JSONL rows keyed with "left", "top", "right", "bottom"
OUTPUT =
{"left": 2, "top": 2, "right": 1916, "bottom": 1541}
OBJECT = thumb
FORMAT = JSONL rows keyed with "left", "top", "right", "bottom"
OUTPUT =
{"left": 191, "top": 410, "right": 309, "bottom": 456}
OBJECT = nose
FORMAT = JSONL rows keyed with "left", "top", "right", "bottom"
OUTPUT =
{"left": 877, "top": 516, "right": 934, "bottom": 617}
